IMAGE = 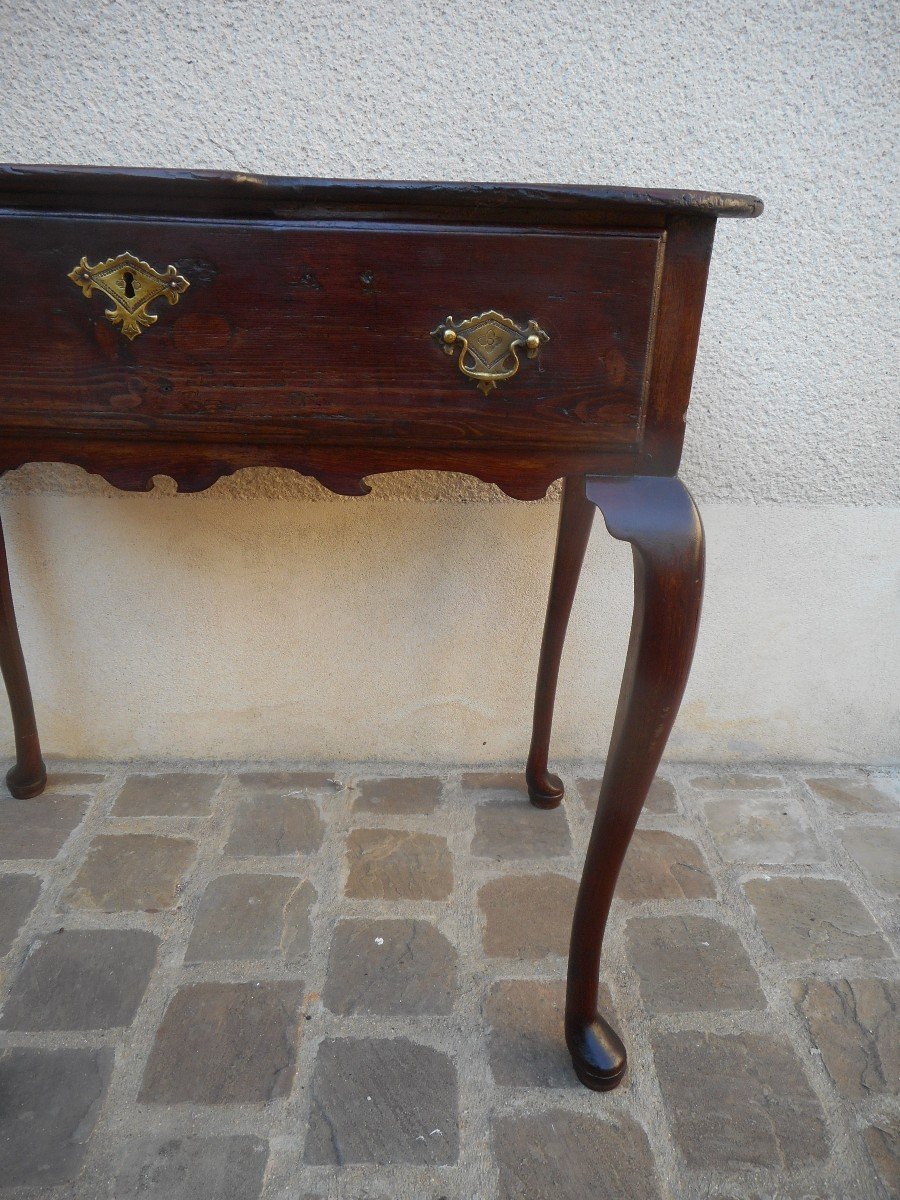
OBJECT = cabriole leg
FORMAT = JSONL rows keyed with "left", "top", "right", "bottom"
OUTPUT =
{"left": 0, "top": 513, "right": 46, "bottom": 798}
{"left": 567, "top": 475, "right": 704, "bottom": 1089}
{"left": 525, "top": 476, "right": 595, "bottom": 808}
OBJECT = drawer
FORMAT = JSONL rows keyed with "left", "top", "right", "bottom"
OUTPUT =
{"left": 0, "top": 215, "right": 663, "bottom": 452}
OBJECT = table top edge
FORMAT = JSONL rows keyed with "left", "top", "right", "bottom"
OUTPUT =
{"left": 0, "top": 164, "right": 764, "bottom": 219}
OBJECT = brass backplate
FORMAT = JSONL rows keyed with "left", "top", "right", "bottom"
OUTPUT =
{"left": 68, "top": 252, "right": 189, "bottom": 340}
{"left": 431, "top": 310, "right": 548, "bottom": 393}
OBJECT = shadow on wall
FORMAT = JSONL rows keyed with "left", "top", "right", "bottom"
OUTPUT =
{"left": 0, "top": 484, "right": 896, "bottom": 765}
{"left": 0, "top": 481, "right": 630, "bottom": 762}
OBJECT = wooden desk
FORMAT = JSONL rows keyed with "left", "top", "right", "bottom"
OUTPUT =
{"left": 0, "top": 166, "right": 761, "bottom": 1089}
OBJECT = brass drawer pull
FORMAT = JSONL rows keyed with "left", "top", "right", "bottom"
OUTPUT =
{"left": 68, "top": 252, "right": 189, "bottom": 340}
{"left": 431, "top": 310, "right": 548, "bottom": 393}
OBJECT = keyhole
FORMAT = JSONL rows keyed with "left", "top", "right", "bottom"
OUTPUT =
{"left": 121, "top": 271, "right": 136, "bottom": 298}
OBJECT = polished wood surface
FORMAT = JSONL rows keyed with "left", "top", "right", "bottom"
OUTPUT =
{"left": 0, "top": 164, "right": 764, "bottom": 222}
{"left": 566, "top": 475, "right": 705, "bottom": 1088}
{"left": 0, "top": 515, "right": 46, "bottom": 799}
{"left": 0, "top": 165, "right": 760, "bottom": 1089}
{"left": 0, "top": 166, "right": 755, "bottom": 497}
{"left": 526, "top": 476, "right": 596, "bottom": 806}
{"left": 0, "top": 219, "right": 662, "bottom": 458}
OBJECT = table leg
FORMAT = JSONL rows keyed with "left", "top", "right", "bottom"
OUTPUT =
{"left": 525, "top": 476, "right": 595, "bottom": 808}
{"left": 566, "top": 475, "right": 704, "bottom": 1089}
{"left": 0, "top": 513, "right": 46, "bottom": 798}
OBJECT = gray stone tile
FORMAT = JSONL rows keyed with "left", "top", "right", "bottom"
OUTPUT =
{"left": 653, "top": 1030, "right": 829, "bottom": 1169}
{"left": 1, "top": 928, "right": 159, "bottom": 1030}
{"left": 617, "top": 829, "right": 715, "bottom": 900}
{"left": 65, "top": 833, "right": 197, "bottom": 912}
{"left": 791, "top": 978, "right": 899, "bottom": 1098}
{"left": 707, "top": 1195, "right": 797, "bottom": 1200}
{"left": 184, "top": 873, "right": 314, "bottom": 963}
{"left": 344, "top": 828, "right": 453, "bottom": 900}
{"left": 479, "top": 873, "right": 578, "bottom": 959}
{"left": 486, "top": 979, "right": 616, "bottom": 1087}
{"left": 226, "top": 793, "right": 324, "bottom": 856}
{"left": 47, "top": 770, "right": 105, "bottom": 789}
{"left": 112, "top": 772, "right": 221, "bottom": 816}
{"left": 840, "top": 826, "right": 900, "bottom": 898}
{"left": 492, "top": 1110, "right": 661, "bottom": 1200}
{"left": 139, "top": 981, "right": 301, "bottom": 1104}
{"left": 304, "top": 1036, "right": 458, "bottom": 1165}
{"left": 744, "top": 876, "right": 892, "bottom": 961}
{"left": 691, "top": 772, "right": 785, "bottom": 790}
{"left": 472, "top": 797, "right": 571, "bottom": 859}
{"left": 0, "top": 872, "right": 41, "bottom": 954}
{"left": 352, "top": 776, "right": 443, "bottom": 815}
{"left": 236, "top": 770, "right": 339, "bottom": 791}
{"left": 578, "top": 775, "right": 676, "bottom": 813}
{"left": 626, "top": 915, "right": 766, "bottom": 1013}
{"left": 864, "top": 1120, "right": 899, "bottom": 1199}
{"left": 0, "top": 794, "right": 89, "bottom": 859}
{"left": 112, "top": 1135, "right": 269, "bottom": 1200}
{"left": 687, "top": 1189, "right": 834, "bottom": 1200}
{"left": 5, "top": 755, "right": 892, "bottom": 1197}
{"left": 0, "top": 1047, "right": 113, "bottom": 1187}
{"left": 807, "top": 775, "right": 898, "bottom": 815}
{"left": 646, "top": 777, "right": 678, "bottom": 812}
{"left": 705, "top": 794, "right": 826, "bottom": 865}
{"left": 461, "top": 770, "right": 528, "bottom": 799}
{"left": 324, "top": 918, "right": 456, "bottom": 1015}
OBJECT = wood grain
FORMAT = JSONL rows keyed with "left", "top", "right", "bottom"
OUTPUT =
{"left": 0, "top": 166, "right": 761, "bottom": 498}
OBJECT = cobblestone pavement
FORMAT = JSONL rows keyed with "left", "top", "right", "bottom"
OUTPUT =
{"left": 0, "top": 762, "right": 897, "bottom": 1200}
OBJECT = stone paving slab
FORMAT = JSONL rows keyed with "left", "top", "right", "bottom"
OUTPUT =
{"left": 0, "top": 761, "right": 896, "bottom": 1199}
{"left": 616, "top": 829, "right": 716, "bottom": 900}
{"left": 625, "top": 914, "right": 766, "bottom": 1013}
{"left": 652, "top": 1030, "right": 830, "bottom": 1170}
{"left": 580, "top": 775, "right": 677, "bottom": 813}
{"left": 184, "top": 873, "right": 314, "bottom": 964}
{"left": 323, "top": 917, "right": 457, "bottom": 1015}
{"left": 304, "top": 1036, "right": 459, "bottom": 1165}
{"left": 345, "top": 827, "right": 453, "bottom": 900}
{"left": 111, "top": 772, "right": 222, "bottom": 818}
{"left": 139, "top": 981, "right": 302, "bottom": 1104}
{"left": 112, "top": 1135, "right": 269, "bottom": 1200}
{"left": 0, "top": 873, "right": 41, "bottom": 954}
{"left": 64, "top": 832, "right": 197, "bottom": 912}
{"left": 352, "top": 775, "right": 443, "bottom": 815}
{"left": 0, "top": 794, "right": 89, "bottom": 859}
{"left": 790, "top": 977, "right": 899, "bottom": 1099}
{"left": 0, "top": 928, "right": 159, "bottom": 1031}
{"left": 744, "top": 875, "right": 892, "bottom": 961}
{"left": 484, "top": 978, "right": 614, "bottom": 1088}
{"left": 226, "top": 792, "right": 325, "bottom": 856}
{"left": 0, "top": 1046, "right": 113, "bottom": 1187}
{"left": 492, "top": 1109, "right": 661, "bottom": 1200}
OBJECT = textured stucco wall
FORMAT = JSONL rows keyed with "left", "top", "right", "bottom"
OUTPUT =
{"left": 0, "top": 0, "right": 897, "bottom": 764}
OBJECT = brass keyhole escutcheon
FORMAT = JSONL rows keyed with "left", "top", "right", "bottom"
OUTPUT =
{"left": 68, "top": 252, "right": 189, "bottom": 340}
{"left": 431, "top": 310, "right": 548, "bottom": 394}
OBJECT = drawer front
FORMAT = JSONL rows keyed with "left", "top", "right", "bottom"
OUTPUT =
{"left": 0, "top": 215, "right": 662, "bottom": 452}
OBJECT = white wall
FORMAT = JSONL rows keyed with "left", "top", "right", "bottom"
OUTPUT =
{"left": 0, "top": 1, "right": 897, "bottom": 764}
